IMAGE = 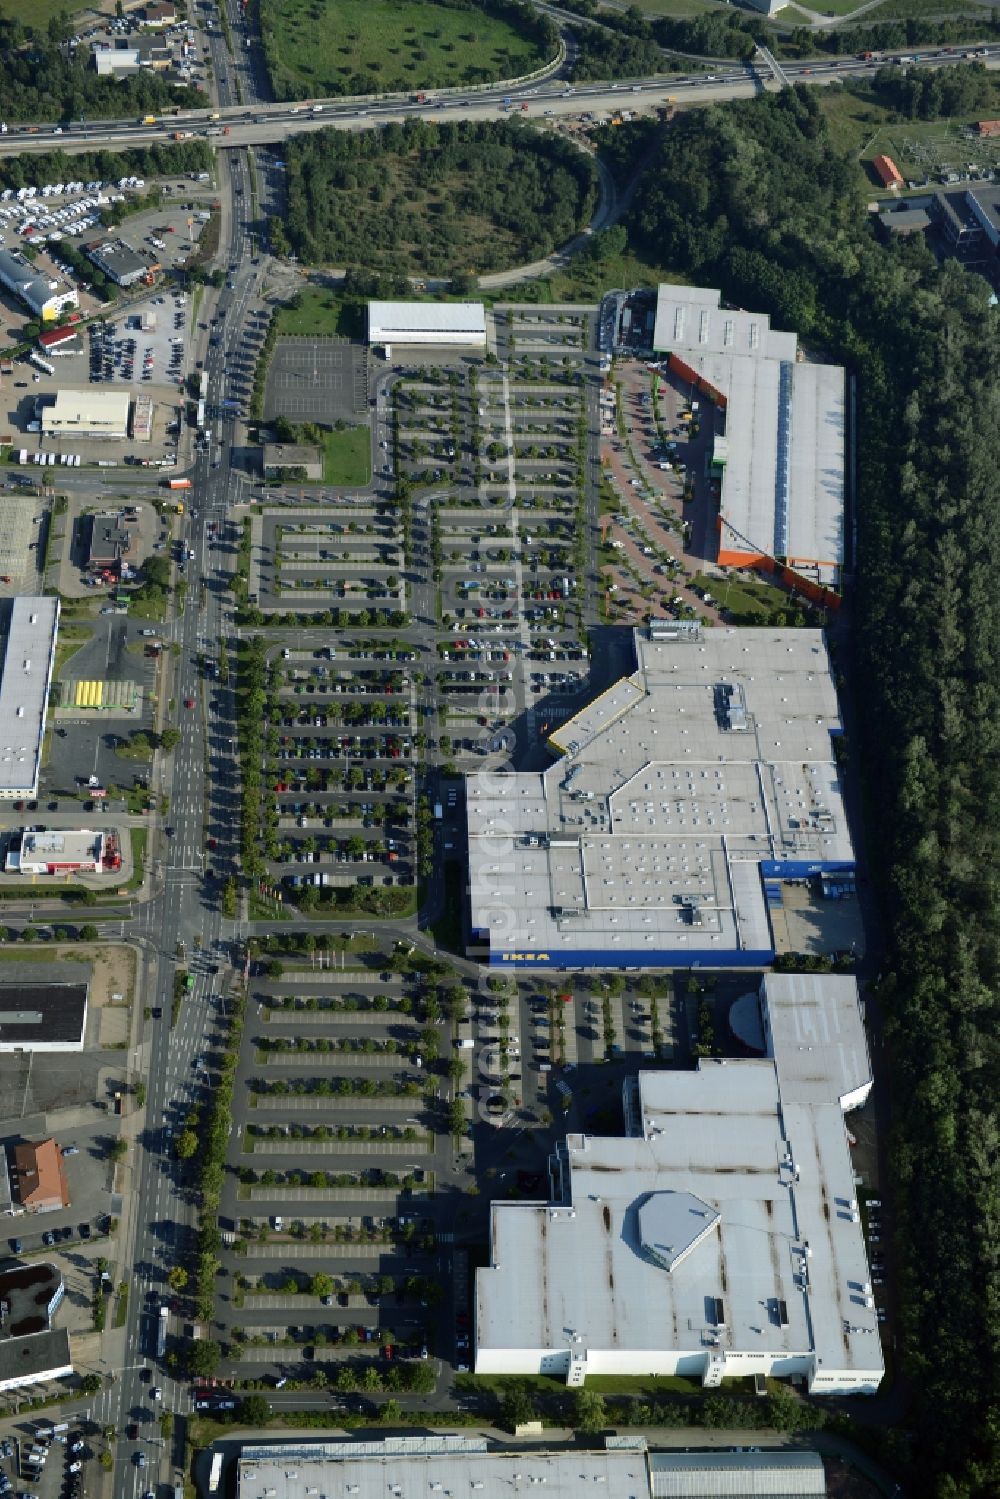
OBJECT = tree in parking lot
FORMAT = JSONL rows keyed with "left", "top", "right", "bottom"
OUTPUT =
{"left": 310, "top": 1272, "right": 334, "bottom": 1299}
{"left": 167, "top": 1266, "right": 188, "bottom": 1291}
{"left": 240, "top": 1394, "right": 271, "bottom": 1427}
{"left": 187, "top": 1338, "right": 221, "bottom": 1378}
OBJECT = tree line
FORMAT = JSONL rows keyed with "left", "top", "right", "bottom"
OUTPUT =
{"left": 0, "top": 11, "right": 205, "bottom": 122}
{"left": 281, "top": 118, "right": 597, "bottom": 276}
{"left": 626, "top": 85, "right": 1000, "bottom": 1499}
{"left": 0, "top": 139, "right": 214, "bottom": 193}
{"left": 558, "top": 0, "right": 1000, "bottom": 66}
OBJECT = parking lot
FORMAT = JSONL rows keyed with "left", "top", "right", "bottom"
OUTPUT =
{"left": 264, "top": 337, "right": 369, "bottom": 425}
{"left": 214, "top": 950, "right": 476, "bottom": 1385}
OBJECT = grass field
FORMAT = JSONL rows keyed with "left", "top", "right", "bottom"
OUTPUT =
{"left": 322, "top": 425, "right": 371, "bottom": 486}
{"left": 817, "top": 85, "right": 1000, "bottom": 185}
{"left": 261, "top": 0, "right": 547, "bottom": 100}
{"left": 496, "top": 245, "right": 686, "bottom": 305}
{"left": 275, "top": 287, "right": 364, "bottom": 340}
{"left": 0, "top": 0, "right": 83, "bottom": 26}
{"left": 692, "top": 571, "right": 792, "bottom": 623}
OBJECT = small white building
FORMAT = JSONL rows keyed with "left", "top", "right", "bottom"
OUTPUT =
{"left": 7, "top": 829, "right": 105, "bottom": 875}
{"left": 475, "top": 974, "right": 880, "bottom": 1395}
{"left": 41, "top": 389, "right": 131, "bottom": 440}
{"left": 368, "top": 300, "right": 486, "bottom": 349}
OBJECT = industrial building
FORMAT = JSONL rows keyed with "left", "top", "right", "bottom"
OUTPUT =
{"left": 467, "top": 624, "right": 853, "bottom": 969}
{"left": 0, "top": 1262, "right": 72, "bottom": 1393}
{"left": 83, "top": 238, "right": 151, "bottom": 289}
{"left": 92, "top": 34, "right": 171, "bottom": 72}
{"left": 649, "top": 1452, "right": 826, "bottom": 1498}
{"left": 475, "top": 973, "right": 880, "bottom": 1395}
{"left": 12, "top": 1140, "right": 70, "bottom": 1214}
{"left": 41, "top": 389, "right": 131, "bottom": 440}
{"left": 231, "top": 1441, "right": 830, "bottom": 1499}
{"left": 368, "top": 300, "right": 487, "bottom": 350}
{"left": 6, "top": 829, "right": 106, "bottom": 876}
{"left": 651, "top": 285, "right": 845, "bottom": 593}
{"left": 0, "top": 597, "right": 60, "bottom": 801}
{"left": 0, "top": 974, "right": 89, "bottom": 1052}
{"left": 236, "top": 1436, "right": 675, "bottom": 1499}
{"left": 0, "top": 248, "right": 78, "bottom": 322}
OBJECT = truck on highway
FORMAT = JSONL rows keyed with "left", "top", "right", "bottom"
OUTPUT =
{"left": 141, "top": 115, "right": 158, "bottom": 125}
{"left": 312, "top": 104, "right": 324, "bottom": 113}
{"left": 164, "top": 477, "right": 192, "bottom": 490}
{"left": 156, "top": 1304, "right": 168, "bottom": 1358}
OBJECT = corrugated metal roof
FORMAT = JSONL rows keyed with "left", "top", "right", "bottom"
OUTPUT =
{"left": 649, "top": 1451, "right": 825, "bottom": 1498}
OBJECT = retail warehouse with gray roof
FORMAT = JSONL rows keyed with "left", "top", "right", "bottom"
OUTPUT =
{"left": 467, "top": 623, "right": 853, "bottom": 969}
{"left": 0, "top": 597, "right": 60, "bottom": 800}
{"left": 475, "top": 973, "right": 880, "bottom": 1396}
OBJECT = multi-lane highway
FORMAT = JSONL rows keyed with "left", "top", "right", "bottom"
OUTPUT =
{"left": 2, "top": 44, "right": 999, "bottom": 156}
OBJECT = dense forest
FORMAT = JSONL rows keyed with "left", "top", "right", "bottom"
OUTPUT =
{"left": 279, "top": 119, "right": 597, "bottom": 276}
{"left": 0, "top": 12, "right": 204, "bottom": 122}
{"left": 865, "top": 59, "right": 997, "bottom": 119}
{"left": 627, "top": 87, "right": 1000, "bottom": 1499}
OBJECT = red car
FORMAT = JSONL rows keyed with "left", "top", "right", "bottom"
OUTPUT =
{"left": 184, "top": 698, "right": 195, "bottom": 709}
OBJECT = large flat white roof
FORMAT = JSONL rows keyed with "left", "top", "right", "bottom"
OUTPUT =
{"left": 41, "top": 388, "right": 130, "bottom": 435}
{"left": 652, "top": 285, "right": 844, "bottom": 585}
{"left": 476, "top": 978, "right": 881, "bottom": 1393}
{"left": 368, "top": 299, "right": 486, "bottom": 343}
{"left": 467, "top": 627, "right": 853, "bottom": 967}
{"left": 237, "top": 1437, "right": 650, "bottom": 1499}
{"left": 0, "top": 597, "right": 59, "bottom": 797}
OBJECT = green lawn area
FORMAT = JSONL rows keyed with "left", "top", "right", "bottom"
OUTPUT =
{"left": 128, "top": 828, "right": 147, "bottom": 890}
{"left": 261, "top": 0, "right": 548, "bottom": 100}
{"left": 322, "top": 425, "right": 371, "bottom": 486}
{"left": 493, "top": 246, "right": 686, "bottom": 305}
{"left": 275, "top": 286, "right": 365, "bottom": 340}
{"left": 248, "top": 890, "right": 290, "bottom": 921}
{"left": 52, "top": 625, "right": 92, "bottom": 679}
{"left": 817, "top": 86, "right": 1000, "bottom": 185}
{"left": 0, "top": 0, "right": 82, "bottom": 25}
{"left": 692, "top": 571, "right": 797, "bottom": 623}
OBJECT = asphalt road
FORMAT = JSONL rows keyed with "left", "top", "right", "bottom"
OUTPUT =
{"left": 1, "top": 46, "right": 998, "bottom": 158}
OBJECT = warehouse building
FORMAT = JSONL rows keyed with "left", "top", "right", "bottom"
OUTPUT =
{"left": 0, "top": 1262, "right": 72, "bottom": 1393}
{"left": 41, "top": 389, "right": 130, "bottom": 440}
{"left": 467, "top": 623, "right": 853, "bottom": 969}
{"left": 476, "top": 974, "right": 880, "bottom": 1396}
{"left": 651, "top": 285, "right": 845, "bottom": 595}
{"left": 237, "top": 1435, "right": 653, "bottom": 1499}
{"left": 37, "top": 325, "right": 81, "bottom": 356}
{"left": 368, "top": 300, "right": 487, "bottom": 350}
{"left": 0, "top": 974, "right": 89, "bottom": 1052}
{"left": 83, "top": 238, "right": 150, "bottom": 289}
{"left": 0, "top": 597, "right": 60, "bottom": 801}
{"left": 649, "top": 1452, "right": 826, "bottom": 1497}
{"left": 0, "top": 249, "right": 78, "bottom": 322}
